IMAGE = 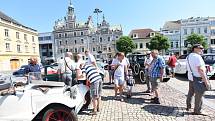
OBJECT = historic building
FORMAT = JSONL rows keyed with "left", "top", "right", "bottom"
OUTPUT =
{"left": 129, "top": 29, "right": 156, "bottom": 54}
{"left": 0, "top": 11, "right": 39, "bottom": 71}
{"left": 53, "top": 2, "right": 122, "bottom": 61}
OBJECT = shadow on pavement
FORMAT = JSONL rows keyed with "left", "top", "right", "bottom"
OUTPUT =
{"left": 175, "top": 74, "right": 189, "bottom": 82}
{"left": 142, "top": 104, "right": 185, "bottom": 117}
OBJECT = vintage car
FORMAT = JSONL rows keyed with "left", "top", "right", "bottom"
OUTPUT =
{"left": 0, "top": 72, "right": 90, "bottom": 121}
{"left": 127, "top": 54, "right": 171, "bottom": 83}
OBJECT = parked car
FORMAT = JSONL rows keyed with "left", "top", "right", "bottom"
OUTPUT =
{"left": 12, "top": 65, "right": 28, "bottom": 76}
{"left": 0, "top": 73, "right": 90, "bottom": 121}
{"left": 175, "top": 54, "right": 215, "bottom": 77}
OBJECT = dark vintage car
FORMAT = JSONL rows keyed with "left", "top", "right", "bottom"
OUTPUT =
{"left": 127, "top": 54, "right": 147, "bottom": 83}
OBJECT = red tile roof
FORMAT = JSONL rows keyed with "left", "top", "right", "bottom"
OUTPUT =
{"left": 129, "top": 29, "right": 155, "bottom": 39}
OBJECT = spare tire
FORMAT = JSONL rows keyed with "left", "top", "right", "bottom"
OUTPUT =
{"left": 0, "top": 81, "right": 11, "bottom": 91}
{"left": 133, "top": 63, "right": 140, "bottom": 75}
{"left": 139, "top": 70, "right": 146, "bottom": 83}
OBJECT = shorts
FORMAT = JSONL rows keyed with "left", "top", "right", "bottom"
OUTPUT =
{"left": 170, "top": 67, "right": 176, "bottom": 73}
{"left": 90, "top": 80, "right": 102, "bottom": 98}
{"left": 114, "top": 76, "right": 125, "bottom": 87}
{"left": 150, "top": 77, "right": 159, "bottom": 91}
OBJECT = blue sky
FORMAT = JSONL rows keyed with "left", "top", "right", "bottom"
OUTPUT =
{"left": 0, "top": 0, "right": 215, "bottom": 35}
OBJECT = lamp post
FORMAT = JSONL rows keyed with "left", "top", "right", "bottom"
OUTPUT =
{"left": 93, "top": 8, "right": 102, "bottom": 28}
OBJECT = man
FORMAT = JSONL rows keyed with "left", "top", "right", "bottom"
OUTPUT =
{"left": 143, "top": 51, "right": 153, "bottom": 93}
{"left": 113, "top": 52, "right": 128, "bottom": 101}
{"left": 186, "top": 44, "right": 210, "bottom": 115}
{"left": 85, "top": 50, "right": 97, "bottom": 68}
{"left": 58, "top": 52, "right": 75, "bottom": 86}
{"left": 148, "top": 50, "right": 165, "bottom": 104}
{"left": 168, "top": 53, "right": 177, "bottom": 78}
{"left": 80, "top": 64, "right": 102, "bottom": 115}
{"left": 25, "top": 56, "right": 42, "bottom": 80}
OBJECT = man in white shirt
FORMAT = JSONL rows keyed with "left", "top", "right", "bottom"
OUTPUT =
{"left": 186, "top": 44, "right": 209, "bottom": 115}
{"left": 58, "top": 52, "right": 75, "bottom": 86}
{"left": 85, "top": 50, "right": 97, "bottom": 68}
{"left": 144, "top": 51, "right": 153, "bottom": 93}
{"left": 113, "top": 52, "right": 128, "bottom": 101}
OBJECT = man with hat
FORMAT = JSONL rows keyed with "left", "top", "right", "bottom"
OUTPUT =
{"left": 186, "top": 44, "right": 210, "bottom": 115}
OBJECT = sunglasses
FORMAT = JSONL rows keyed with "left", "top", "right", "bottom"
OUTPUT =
{"left": 198, "top": 47, "right": 204, "bottom": 50}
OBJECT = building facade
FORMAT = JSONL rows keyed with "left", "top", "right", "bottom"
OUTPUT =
{"left": 160, "top": 20, "right": 181, "bottom": 55}
{"left": 38, "top": 32, "right": 55, "bottom": 64}
{"left": 129, "top": 29, "right": 156, "bottom": 54}
{"left": 0, "top": 11, "right": 39, "bottom": 71}
{"left": 181, "top": 17, "right": 215, "bottom": 54}
{"left": 53, "top": 2, "right": 122, "bottom": 61}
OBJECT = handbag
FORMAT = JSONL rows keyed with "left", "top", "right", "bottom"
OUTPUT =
{"left": 187, "top": 55, "right": 210, "bottom": 93}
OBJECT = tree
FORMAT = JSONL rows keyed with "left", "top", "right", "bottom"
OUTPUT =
{"left": 116, "top": 36, "right": 136, "bottom": 55}
{"left": 186, "top": 33, "right": 207, "bottom": 50}
{"left": 148, "top": 34, "right": 170, "bottom": 51}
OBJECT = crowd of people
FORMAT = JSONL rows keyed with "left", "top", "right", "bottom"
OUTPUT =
{"left": 24, "top": 44, "right": 210, "bottom": 116}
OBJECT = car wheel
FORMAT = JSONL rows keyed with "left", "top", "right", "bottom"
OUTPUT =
{"left": 42, "top": 106, "right": 77, "bottom": 121}
{"left": 133, "top": 63, "right": 140, "bottom": 75}
{"left": 139, "top": 70, "right": 146, "bottom": 83}
{"left": 81, "top": 90, "right": 91, "bottom": 110}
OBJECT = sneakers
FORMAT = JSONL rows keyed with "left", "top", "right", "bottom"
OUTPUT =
{"left": 151, "top": 97, "right": 160, "bottom": 104}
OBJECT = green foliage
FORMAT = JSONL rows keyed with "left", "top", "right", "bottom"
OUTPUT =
{"left": 148, "top": 35, "right": 170, "bottom": 51}
{"left": 186, "top": 33, "right": 208, "bottom": 49}
{"left": 116, "top": 36, "right": 136, "bottom": 55}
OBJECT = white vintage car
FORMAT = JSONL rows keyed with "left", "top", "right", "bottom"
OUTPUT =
{"left": 0, "top": 73, "right": 90, "bottom": 121}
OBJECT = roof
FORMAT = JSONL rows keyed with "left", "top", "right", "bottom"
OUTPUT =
{"left": 162, "top": 20, "right": 181, "bottom": 30}
{"left": 0, "top": 10, "right": 37, "bottom": 32}
{"left": 129, "top": 29, "right": 155, "bottom": 39}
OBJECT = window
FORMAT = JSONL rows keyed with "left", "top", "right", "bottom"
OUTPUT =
{"left": 59, "top": 34, "right": 62, "bottom": 38}
{"left": 140, "top": 43, "right": 143, "bottom": 48}
{"left": 191, "top": 28, "right": 194, "bottom": 34}
{"left": 176, "top": 42, "right": 179, "bottom": 48}
{"left": 108, "top": 47, "right": 111, "bottom": 52}
{"left": 5, "top": 43, "right": 10, "bottom": 51}
{"left": 16, "top": 32, "right": 19, "bottom": 39}
{"left": 81, "top": 39, "right": 84, "bottom": 44}
{"left": 33, "top": 47, "right": 36, "bottom": 53}
{"left": 17, "top": 45, "right": 21, "bottom": 52}
{"left": 211, "top": 29, "right": 215, "bottom": 35}
{"left": 146, "top": 43, "right": 149, "bottom": 48}
{"left": 25, "top": 45, "right": 28, "bottom": 52}
{"left": 82, "top": 48, "right": 84, "bottom": 52}
{"left": 93, "top": 47, "right": 96, "bottom": 51}
{"left": 65, "top": 33, "right": 67, "bottom": 38}
{"left": 184, "top": 40, "right": 188, "bottom": 47}
{"left": 60, "top": 49, "right": 63, "bottom": 53}
{"left": 100, "top": 37, "right": 102, "bottom": 42}
{"left": 116, "top": 36, "right": 119, "bottom": 39}
{"left": 4, "top": 29, "right": 9, "bottom": 37}
{"left": 65, "top": 40, "right": 68, "bottom": 45}
{"left": 59, "top": 41, "right": 62, "bottom": 45}
{"left": 135, "top": 43, "right": 138, "bottom": 48}
{"left": 108, "top": 37, "right": 111, "bottom": 41}
{"left": 24, "top": 34, "right": 27, "bottom": 41}
{"left": 74, "top": 40, "right": 77, "bottom": 44}
{"left": 66, "top": 49, "right": 69, "bottom": 52}
{"left": 38, "top": 37, "right": 43, "bottom": 41}
{"left": 171, "top": 42, "right": 174, "bottom": 48}
{"left": 184, "top": 29, "right": 187, "bottom": 35}
{"left": 204, "top": 27, "right": 207, "bottom": 33}
{"left": 197, "top": 28, "right": 201, "bottom": 34}
{"left": 81, "top": 32, "right": 84, "bottom": 36}
{"left": 44, "top": 36, "right": 51, "bottom": 40}
{"left": 211, "top": 39, "right": 215, "bottom": 45}
{"left": 32, "top": 36, "right": 34, "bottom": 42}
{"left": 75, "top": 48, "right": 77, "bottom": 53}
{"left": 74, "top": 32, "right": 76, "bottom": 37}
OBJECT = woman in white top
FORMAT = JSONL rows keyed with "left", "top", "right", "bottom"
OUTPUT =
{"left": 75, "top": 54, "right": 86, "bottom": 83}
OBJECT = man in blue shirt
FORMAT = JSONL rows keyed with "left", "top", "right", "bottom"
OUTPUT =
{"left": 148, "top": 50, "right": 165, "bottom": 104}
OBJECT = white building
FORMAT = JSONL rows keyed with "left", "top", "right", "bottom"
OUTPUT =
{"left": 129, "top": 29, "right": 156, "bottom": 54}
{"left": 38, "top": 32, "right": 55, "bottom": 64}
{"left": 160, "top": 20, "right": 181, "bottom": 55}
{"left": 181, "top": 17, "right": 215, "bottom": 54}
{"left": 53, "top": 2, "right": 122, "bottom": 61}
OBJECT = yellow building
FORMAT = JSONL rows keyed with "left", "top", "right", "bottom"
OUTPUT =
{"left": 0, "top": 11, "right": 39, "bottom": 71}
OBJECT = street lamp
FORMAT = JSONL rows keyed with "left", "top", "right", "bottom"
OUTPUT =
{"left": 93, "top": 8, "right": 102, "bottom": 28}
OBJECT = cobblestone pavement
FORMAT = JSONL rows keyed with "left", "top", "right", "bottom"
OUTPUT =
{"left": 78, "top": 79, "right": 215, "bottom": 121}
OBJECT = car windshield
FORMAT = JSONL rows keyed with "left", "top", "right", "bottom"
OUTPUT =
{"left": 202, "top": 55, "right": 215, "bottom": 64}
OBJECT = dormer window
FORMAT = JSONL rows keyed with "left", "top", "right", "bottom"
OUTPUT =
{"left": 133, "top": 34, "right": 137, "bottom": 38}
{"left": 150, "top": 32, "right": 155, "bottom": 37}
